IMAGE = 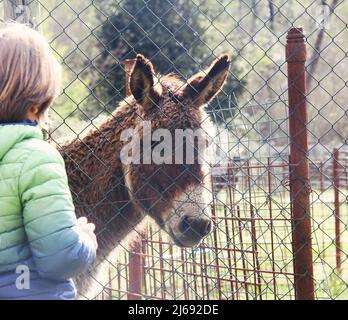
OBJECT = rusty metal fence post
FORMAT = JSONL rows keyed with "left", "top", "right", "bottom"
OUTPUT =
{"left": 286, "top": 27, "right": 315, "bottom": 300}
{"left": 333, "top": 148, "right": 341, "bottom": 271}
{"left": 124, "top": 59, "right": 144, "bottom": 300}
{"left": 128, "top": 241, "right": 143, "bottom": 300}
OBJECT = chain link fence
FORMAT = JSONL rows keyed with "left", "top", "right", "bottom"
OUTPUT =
{"left": 0, "top": 0, "right": 347, "bottom": 300}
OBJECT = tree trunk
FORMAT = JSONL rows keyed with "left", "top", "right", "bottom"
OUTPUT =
{"left": 306, "top": 0, "right": 339, "bottom": 90}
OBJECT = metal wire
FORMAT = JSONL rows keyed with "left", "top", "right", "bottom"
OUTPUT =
{"left": 1, "top": 0, "right": 347, "bottom": 300}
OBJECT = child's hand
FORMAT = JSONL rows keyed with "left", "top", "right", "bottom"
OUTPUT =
{"left": 76, "top": 217, "right": 98, "bottom": 250}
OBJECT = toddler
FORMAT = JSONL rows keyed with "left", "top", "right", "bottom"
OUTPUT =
{"left": 0, "top": 23, "right": 97, "bottom": 300}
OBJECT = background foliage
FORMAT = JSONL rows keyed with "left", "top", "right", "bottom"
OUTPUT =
{"left": 1, "top": 0, "right": 347, "bottom": 151}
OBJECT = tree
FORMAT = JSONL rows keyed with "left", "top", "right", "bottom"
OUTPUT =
{"left": 91, "top": 0, "right": 245, "bottom": 124}
{"left": 306, "top": 0, "right": 340, "bottom": 90}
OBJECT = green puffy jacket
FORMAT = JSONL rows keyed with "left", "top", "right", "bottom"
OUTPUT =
{"left": 0, "top": 123, "right": 96, "bottom": 300}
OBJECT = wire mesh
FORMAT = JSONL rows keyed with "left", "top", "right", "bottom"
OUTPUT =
{"left": 0, "top": 0, "right": 347, "bottom": 300}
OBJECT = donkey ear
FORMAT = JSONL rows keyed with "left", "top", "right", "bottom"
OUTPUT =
{"left": 130, "top": 54, "right": 162, "bottom": 111}
{"left": 183, "top": 54, "right": 231, "bottom": 107}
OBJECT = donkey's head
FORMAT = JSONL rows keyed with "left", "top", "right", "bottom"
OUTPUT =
{"left": 122, "top": 54, "right": 231, "bottom": 247}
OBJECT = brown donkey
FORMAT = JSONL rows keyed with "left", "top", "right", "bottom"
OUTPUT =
{"left": 60, "top": 54, "right": 231, "bottom": 298}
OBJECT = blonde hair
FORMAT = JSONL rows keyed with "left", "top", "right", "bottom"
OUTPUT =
{"left": 0, "top": 23, "right": 61, "bottom": 122}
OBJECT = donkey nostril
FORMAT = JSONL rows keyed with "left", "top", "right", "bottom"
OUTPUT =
{"left": 202, "top": 219, "right": 212, "bottom": 237}
{"left": 179, "top": 217, "right": 212, "bottom": 238}
{"left": 179, "top": 216, "right": 191, "bottom": 234}
{"left": 195, "top": 219, "right": 211, "bottom": 237}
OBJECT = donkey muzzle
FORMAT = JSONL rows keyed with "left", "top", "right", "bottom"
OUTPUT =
{"left": 179, "top": 215, "right": 212, "bottom": 239}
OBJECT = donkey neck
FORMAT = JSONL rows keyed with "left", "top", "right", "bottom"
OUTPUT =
{"left": 61, "top": 101, "right": 145, "bottom": 254}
